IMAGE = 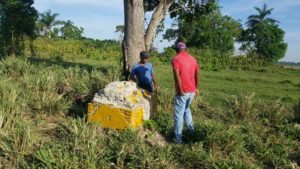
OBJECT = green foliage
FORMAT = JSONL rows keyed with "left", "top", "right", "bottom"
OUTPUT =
{"left": 0, "top": 55, "right": 121, "bottom": 117}
{"left": 60, "top": 20, "right": 84, "bottom": 40}
{"left": 25, "top": 37, "right": 122, "bottom": 61}
{"left": 187, "top": 13, "right": 241, "bottom": 55}
{"left": 144, "top": 0, "right": 160, "bottom": 12}
{"left": 165, "top": 3, "right": 241, "bottom": 56}
{"left": 225, "top": 93, "right": 258, "bottom": 121}
{"left": 163, "top": 1, "right": 242, "bottom": 64}
{"left": 159, "top": 47, "right": 265, "bottom": 71}
{"left": 37, "top": 10, "right": 63, "bottom": 38}
{"left": 245, "top": 3, "right": 278, "bottom": 28}
{"left": 0, "top": 0, "right": 38, "bottom": 56}
{"left": 294, "top": 99, "right": 300, "bottom": 123}
{"left": 37, "top": 10, "right": 83, "bottom": 40}
{"left": 0, "top": 38, "right": 299, "bottom": 168}
{"left": 115, "top": 25, "right": 125, "bottom": 33}
{"left": 240, "top": 4, "right": 287, "bottom": 63}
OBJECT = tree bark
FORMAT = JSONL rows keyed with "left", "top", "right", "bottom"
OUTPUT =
{"left": 145, "top": 0, "right": 173, "bottom": 51}
{"left": 123, "top": 0, "right": 145, "bottom": 77}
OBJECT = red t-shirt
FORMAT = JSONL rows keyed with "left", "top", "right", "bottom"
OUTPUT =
{"left": 171, "top": 51, "right": 200, "bottom": 93}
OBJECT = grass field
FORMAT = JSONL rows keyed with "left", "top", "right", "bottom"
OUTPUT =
{"left": 0, "top": 52, "right": 299, "bottom": 168}
{"left": 155, "top": 64, "right": 300, "bottom": 107}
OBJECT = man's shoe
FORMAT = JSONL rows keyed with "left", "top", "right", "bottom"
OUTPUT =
{"left": 173, "top": 138, "right": 184, "bottom": 144}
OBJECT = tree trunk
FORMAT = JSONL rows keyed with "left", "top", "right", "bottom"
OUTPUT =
{"left": 123, "top": 0, "right": 145, "bottom": 78}
{"left": 11, "top": 29, "right": 15, "bottom": 56}
{"left": 145, "top": 0, "right": 173, "bottom": 51}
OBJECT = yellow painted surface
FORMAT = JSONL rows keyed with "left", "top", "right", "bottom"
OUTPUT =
{"left": 87, "top": 103, "right": 144, "bottom": 129}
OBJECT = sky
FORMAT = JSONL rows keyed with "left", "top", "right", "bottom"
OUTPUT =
{"left": 34, "top": 0, "right": 300, "bottom": 62}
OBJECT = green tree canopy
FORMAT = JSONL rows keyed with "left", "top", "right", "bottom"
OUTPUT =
{"left": 246, "top": 3, "right": 278, "bottom": 27}
{"left": 0, "top": 0, "right": 38, "bottom": 56}
{"left": 115, "top": 25, "right": 125, "bottom": 33}
{"left": 240, "top": 4, "right": 287, "bottom": 62}
{"left": 60, "top": 20, "right": 84, "bottom": 40}
{"left": 164, "top": 0, "right": 241, "bottom": 55}
{"left": 37, "top": 10, "right": 63, "bottom": 38}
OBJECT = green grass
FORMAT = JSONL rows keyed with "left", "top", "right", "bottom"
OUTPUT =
{"left": 0, "top": 51, "right": 299, "bottom": 168}
{"left": 155, "top": 64, "right": 300, "bottom": 107}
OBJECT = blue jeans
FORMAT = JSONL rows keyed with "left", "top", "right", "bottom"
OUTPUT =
{"left": 173, "top": 93, "right": 195, "bottom": 143}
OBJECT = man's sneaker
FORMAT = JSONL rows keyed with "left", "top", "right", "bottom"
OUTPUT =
{"left": 173, "top": 138, "right": 184, "bottom": 144}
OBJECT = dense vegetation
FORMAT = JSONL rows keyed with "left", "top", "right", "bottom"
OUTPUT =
{"left": 0, "top": 38, "right": 299, "bottom": 168}
{"left": 165, "top": 0, "right": 241, "bottom": 57}
{"left": 0, "top": 0, "right": 299, "bottom": 168}
{"left": 163, "top": 1, "right": 287, "bottom": 63}
{"left": 240, "top": 4, "right": 288, "bottom": 62}
{"left": 0, "top": 0, "right": 37, "bottom": 56}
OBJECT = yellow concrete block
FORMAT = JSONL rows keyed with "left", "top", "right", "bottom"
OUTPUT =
{"left": 87, "top": 103, "right": 144, "bottom": 129}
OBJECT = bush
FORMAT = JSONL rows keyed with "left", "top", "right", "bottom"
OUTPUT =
{"left": 159, "top": 47, "right": 267, "bottom": 71}
{"left": 225, "top": 93, "right": 258, "bottom": 123}
{"left": 24, "top": 37, "right": 122, "bottom": 61}
{"left": 294, "top": 99, "right": 300, "bottom": 123}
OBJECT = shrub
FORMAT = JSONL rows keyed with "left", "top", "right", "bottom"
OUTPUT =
{"left": 225, "top": 93, "right": 258, "bottom": 123}
{"left": 25, "top": 37, "right": 122, "bottom": 62}
{"left": 260, "top": 101, "right": 292, "bottom": 126}
{"left": 294, "top": 99, "right": 300, "bottom": 123}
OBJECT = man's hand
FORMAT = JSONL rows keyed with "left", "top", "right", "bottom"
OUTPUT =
{"left": 179, "top": 90, "right": 185, "bottom": 96}
{"left": 154, "top": 83, "right": 158, "bottom": 91}
{"left": 195, "top": 89, "right": 199, "bottom": 96}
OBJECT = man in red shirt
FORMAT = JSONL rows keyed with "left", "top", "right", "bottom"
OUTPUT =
{"left": 171, "top": 42, "right": 200, "bottom": 144}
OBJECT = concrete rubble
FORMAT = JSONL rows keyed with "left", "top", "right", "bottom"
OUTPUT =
{"left": 93, "top": 81, "right": 151, "bottom": 120}
{"left": 139, "top": 129, "right": 167, "bottom": 147}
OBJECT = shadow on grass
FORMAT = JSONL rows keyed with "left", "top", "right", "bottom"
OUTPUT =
{"left": 67, "top": 94, "right": 94, "bottom": 119}
{"left": 56, "top": 82, "right": 94, "bottom": 119}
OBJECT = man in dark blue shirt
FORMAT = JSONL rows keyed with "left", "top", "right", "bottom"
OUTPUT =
{"left": 130, "top": 51, "right": 158, "bottom": 93}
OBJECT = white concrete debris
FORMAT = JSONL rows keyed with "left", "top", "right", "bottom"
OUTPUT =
{"left": 93, "top": 81, "right": 151, "bottom": 120}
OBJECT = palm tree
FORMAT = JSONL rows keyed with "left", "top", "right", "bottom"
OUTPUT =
{"left": 246, "top": 3, "right": 278, "bottom": 28}
{"left": 60, "top": 20, "right": 84, "bottom": 39}
{"left": 38, "top": 10, "right": 63, "bottom": 38}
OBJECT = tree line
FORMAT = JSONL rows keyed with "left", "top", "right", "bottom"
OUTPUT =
{"left": 37, "top": 10, "right": 84, "bottom": 40}
{"left": 1, "top": 0, "right": 287, "bottom": 65}
{"left": 0, "top": 0, "right": 84, "bottom": 57}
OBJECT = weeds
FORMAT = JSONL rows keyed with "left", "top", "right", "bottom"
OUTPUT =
{"left": 225, "top": 93, "right": 258, "bottom": 122}
{"left": 0, "top": 56, "right": 299, "bottom": 168}
{"left": 294, "top": 99, "right": 300, "bottom": 123}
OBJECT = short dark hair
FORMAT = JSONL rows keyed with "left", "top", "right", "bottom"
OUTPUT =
{"left": 140, "top": 51, "right": 150, "bottom": 59}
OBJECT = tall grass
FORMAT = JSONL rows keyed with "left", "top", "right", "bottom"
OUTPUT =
{"left": 0, "top": 56, "right": 299, "bottom": 168}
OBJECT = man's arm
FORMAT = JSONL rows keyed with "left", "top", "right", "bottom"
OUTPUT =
{"left": 195, "top": 64, "right": 200, "bottom": 95}
{"left": 129, "top": 75, "right": 136, "bottom": 82}
{"left": 173, "top": 69, "right": 184, "bottom": 96}
{"left": 129, "top": 66, "right": 137, "bottom": 82}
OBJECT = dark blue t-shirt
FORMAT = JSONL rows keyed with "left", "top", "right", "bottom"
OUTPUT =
{"left": 131, "top": 62, "right": 154, "bottom": 92}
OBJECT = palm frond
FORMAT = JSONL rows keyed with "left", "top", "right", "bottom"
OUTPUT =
{"left": 246, "top": 19, "right": 259, "bottom": 27}
{"left": 248, "top": 14, "right": 259, "bottom": 20}
{"left": 254, "top": 7, "right": 262, "bottom": 15}
{"left": 52, "top": 20, "right": 64, "bottom": 26}
{"left": 52, "top": 13, "right": 59, "bottom": 19}
{"left": 247, "top": 3, "right": 276, "bottom": 28}
{"left": 265, "top": 18, "right": 279, "bottom": 24}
